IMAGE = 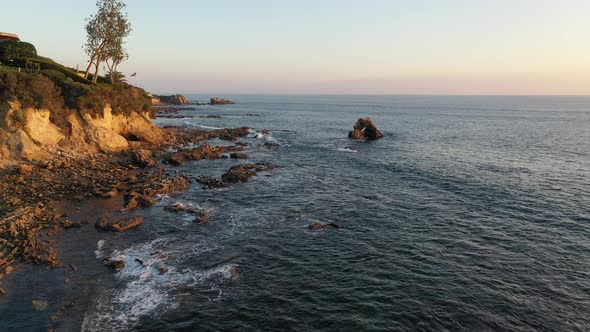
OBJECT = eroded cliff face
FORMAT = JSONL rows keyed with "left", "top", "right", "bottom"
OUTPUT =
{"left": 0, "top": 101, "right": 162, "bottom": 163}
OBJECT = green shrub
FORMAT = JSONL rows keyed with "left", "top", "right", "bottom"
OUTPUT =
{"left": 0, "top": 57, "right": 153, "bottom": 130}
{"left": 13, "top": 110, "right": 24, "bottom": 123}
{"left": 0, "top": 41, "right": 37, "bottom": 63}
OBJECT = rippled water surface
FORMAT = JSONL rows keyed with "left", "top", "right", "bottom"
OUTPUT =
{"left": 2, "top": 96, "right": 590, "bottom": 331}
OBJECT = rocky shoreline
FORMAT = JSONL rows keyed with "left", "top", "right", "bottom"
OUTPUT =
{"left": 0, "top": 120, "right": 278, "bottom": 324}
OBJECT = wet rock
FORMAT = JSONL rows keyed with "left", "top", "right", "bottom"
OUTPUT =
{"left": 197, "top": 163, "right": 278, "bottom": 189}
{"left": 308, "top": 222, "right": 323, "bottom": 230}
{"left": 95, "top": 216, "right": 143, "bottom": 232}
{"left": 164, "top": 203, "right": 199, "bottom": 214}
{"left": 32, "top": 300, "right": 49, "bottom": 311}
{"left": 221, "top": 163, "right": 278, "bottom": 184}
{"left": 104, "top": 258, "right": 125, "bottom": 269}
{"left": 348, "top": 117, "right": 383, "bottom": 140}
{"left": 61, "top": 219, "right": 81, "bottom": 229}
{"left": 167, "top": 144, "right": 243, "bottom": 166}
{"left": 123, "top": 192, "right": 156, "bottom": 210}
{"left": 210, "top": 97, "right": 235, "bottom": 105}
{"left": 132, "top": 149, "right": 158, "bottom": 168}
{"left": 194, "top": 210, "right": 209, "bottom": 224}
{"left": 164, "top": 203, "right": 209, "bottom": 223}
{"left": 231, "top": 266, "right": 241, "bottom": 283}
{"left": 230, "top": 153, "right": 249, "bottom": 159}
{"left": 196, "top": 176, "right": 227, "bottom": 189}
{"left": 155, "top": 263, "right": 169, "bottom": 275}
{"left": 308, "top": 222, "right": 343, "bottom": 230}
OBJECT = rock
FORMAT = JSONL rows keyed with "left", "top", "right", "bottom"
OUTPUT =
{"left": 197, "top": 163, "right": 278, "bottom": 189}
{"left": 131, "top": 149, "right": 158, "bottom": 168}
{"left": 194, "top": 210, "right": 209, "bottom": 224}
{"left": 221, "top": 163, "right": 278, "bottom": 184}
{"left": 231, "top": 266, "right": 241, "bottom": 283}
{"left": 210, "top": 97, "right": 235, "bottom": 105}
{"left": 123, "top": 192, "right": 156, "bottom": 210}
{"left": 196, "top": 176, "right": 227, "bottom": 189}
{"left": 155, "top": 263, "right": 169, "bottom": 275}
{"left": 17, "top": 164, "right": 35, "bottom": 175}
{"left": 104, "top": 258, "right": 125, "bottom": 269}
{"left": 61, "top": 219, "right": 81, "bottom": 229}
{"left": 154, "top": 94, "right": 190, "bottom": 105}
{"left": 167, "top": 144, "right": 242, "bottom": 166}
{"left": 229, "top": 153, "right": 249, "bottom": 159}
{"left": 348, "top": 117, "right": 383, "bottom": 140}
{"left": 308, "top": 222, "right": 323, "bottom": 230}
{"left": 32, "top": 300, "right": 49, "bottom": 311}
{"left": 308, "top": 222, "right": 342, "bottom": 230}
{"left": 95, "top": 216, "right": 143, "bottom": 232}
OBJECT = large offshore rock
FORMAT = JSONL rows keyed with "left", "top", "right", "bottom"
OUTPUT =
{"left": 210, "top": 97, "right": 235, "bottom": 105}
{"left": 348, "top": 117, "right": 383, "bottom": 140}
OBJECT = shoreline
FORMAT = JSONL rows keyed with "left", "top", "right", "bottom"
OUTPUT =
{"left": 0, "top": 118, "right": 277, "bottom": 330}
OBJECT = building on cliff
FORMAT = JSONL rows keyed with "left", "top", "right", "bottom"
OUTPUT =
{"left": 0, "top": 32, "right": 20, "bottom": 42}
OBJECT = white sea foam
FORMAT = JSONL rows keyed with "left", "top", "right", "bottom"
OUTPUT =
{"left": 337, "top": 147, "right": 359, "bottom": 153}
{"left": 82, "top": 238, "right": 237, "bottom": 332}
{"left": 195, "top": 124, "right": 222, "bottom": 130}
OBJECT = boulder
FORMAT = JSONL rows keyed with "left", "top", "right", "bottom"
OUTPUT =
{"left": 154, "top": 94, "right": 190, "bottom": 105}
{"left": 104, "top": 258, "right": 125, "bottom": 269}
{"left": 308, "top": 222, "right": 342, "bottom": 230}
{"left": 95, "top": 216, "right": 143, "bottom": 232}
{"left": 210, "top": 97, "right": 235, "bottom": 105}
{"left": 123, "top": 192, "right": 155, "bottom": 210}
{"left": 229, "top": 153, "right": 248, "bottom": 159}
{"left": 131, "top": 149, "right": 158, "bottom": 168}
{"left": 348, "top": 117, "right": 383, "bottom": 140}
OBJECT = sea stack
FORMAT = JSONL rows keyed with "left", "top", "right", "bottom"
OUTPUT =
{"left": 348, "top": 117, "right": 383, "bottom": 140}
{"left": 210, "top": 97, "right": 235, "bottom": 105}
{"left": 153, "top": 94, "right": 190, "bottom": 105}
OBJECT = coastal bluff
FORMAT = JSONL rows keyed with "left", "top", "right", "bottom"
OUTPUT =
{"left": 0, "top": 101, "right": 162, "bottom": 162}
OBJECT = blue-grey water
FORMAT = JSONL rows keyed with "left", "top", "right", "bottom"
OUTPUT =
{"left": 1, "top": 96, "right": 590, "bottom": 331}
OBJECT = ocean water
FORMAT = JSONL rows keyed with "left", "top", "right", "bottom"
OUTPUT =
{"left": 2, "top": 95, "right": 590, "bottom": 331}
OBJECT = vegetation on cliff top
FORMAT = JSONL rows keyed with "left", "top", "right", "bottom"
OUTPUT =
{"left": 0, "top": 50, "right": 152, "bottom": 130}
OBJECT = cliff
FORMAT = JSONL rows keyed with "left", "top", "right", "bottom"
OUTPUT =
{"left": 0, "top": 101, "right": 162, "bottom": 163}
{"left": 0, "top": 60, "right": 162, "bottom": 164}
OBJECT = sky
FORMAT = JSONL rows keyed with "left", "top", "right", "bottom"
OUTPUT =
{"left": 4, "top": 0, "right": 590, "bottom": 95}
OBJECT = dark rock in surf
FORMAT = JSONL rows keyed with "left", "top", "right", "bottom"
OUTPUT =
{"left": 348, "top": 117, "right": 383, "bottom": 140}
{"left": 123, "top": 192, "right": 156, "bottom": 210}
{"left": 132, "top": 149, "right": 158, "bottom": 168}
{"left": 229, "top": 153, "right": 249, "bottom": 159}
{"left": 308, "top": 222, "right": 343, "bottom": 230}
{"left": 104, "top": 258, "right": 125, "bottom": 269}
{"left": 95, "top": 216, "right": 143, "bottom": 232}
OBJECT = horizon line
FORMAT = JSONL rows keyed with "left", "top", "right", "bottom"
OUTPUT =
{"left": 153, "top": 92, "right": 590, "bottom": 98}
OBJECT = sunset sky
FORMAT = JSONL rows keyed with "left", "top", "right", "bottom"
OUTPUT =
{"left": 5, "top": 0, "right": 590, "bottom": 95}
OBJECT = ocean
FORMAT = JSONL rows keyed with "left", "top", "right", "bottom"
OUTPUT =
{"left": 1, "top": 95, "right": 589, "bottom": 331}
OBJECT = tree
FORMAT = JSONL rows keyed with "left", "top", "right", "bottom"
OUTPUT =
{"left": 107, "top": 70, "right": 127, "bottom": 84}
{"left": 83, "top": 0, "right": 131, "bottom": 83}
